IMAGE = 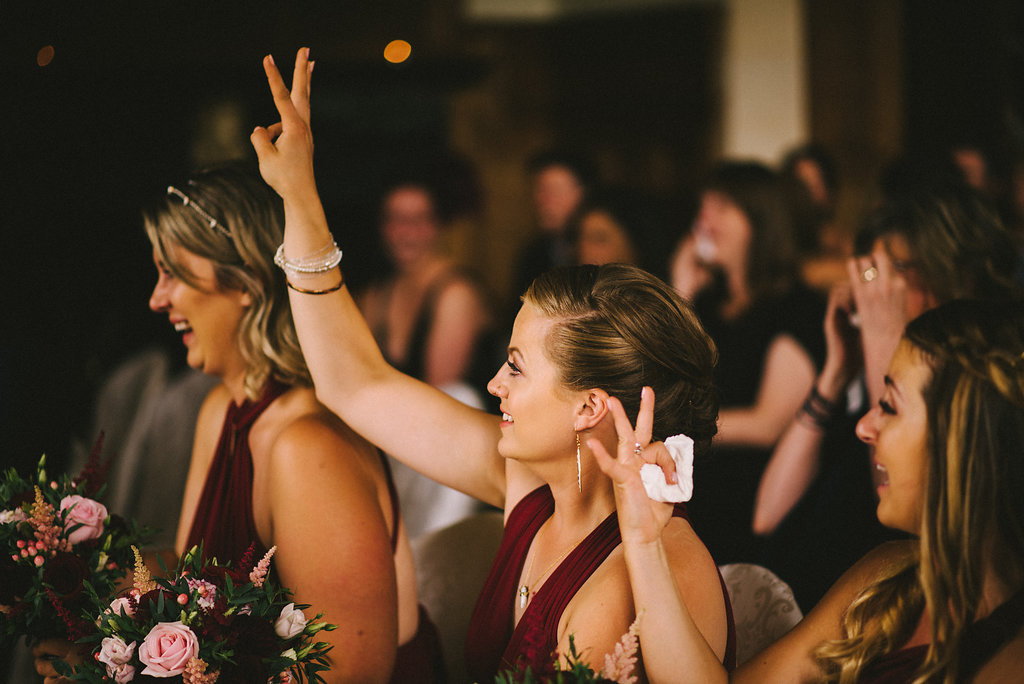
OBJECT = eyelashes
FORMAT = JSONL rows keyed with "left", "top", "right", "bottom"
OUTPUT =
{"left": 879, "top": 399, "right": 896, "bottom": 415}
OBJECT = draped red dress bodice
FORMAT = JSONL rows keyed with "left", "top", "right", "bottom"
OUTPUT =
{"left": 464, "top": 485, "right": 737, "bottom": 681}
{"left": 183, "top": 381, "right": 444, "bottom": 683}
{"left": 184, "top": 380, "right": 286, "bottom": 563}
{"left": 858, "top": 586, "right": 1024, "bottom": 683}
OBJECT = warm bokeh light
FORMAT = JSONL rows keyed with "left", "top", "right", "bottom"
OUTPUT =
{"left": 37, "top": 45, "right": 55, "bottom": 67}
{"left": 384, "top": 40, "right": 412, "bottom": 64}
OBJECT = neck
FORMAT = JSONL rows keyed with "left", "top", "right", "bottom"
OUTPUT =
{"left": 541, "top": 440, "right": 617, "bottom": 535}
{"left": 223, "top": 369, "right": 249, "bottom": 405}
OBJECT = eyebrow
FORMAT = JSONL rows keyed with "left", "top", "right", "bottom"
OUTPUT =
{"left": 883, "top": 375, "right": 902, "bottom": 399}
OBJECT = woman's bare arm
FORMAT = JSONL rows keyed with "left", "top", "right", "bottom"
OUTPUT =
{"left": 753, "top": 283, "right": 860, "bottom": 535}
{"left": 424, "top": 278, "right": 490, "bottom": 389}
{"left": 716, "top": 335, "right": 816, "bottom": 448}
{"left": 267, "top": 417, "right": 400, "bottom": 684}
{"left": 595, "top": 403, "right": 914, "bottom": 683}
{"left": 250, "top": 49, "right": 506, "bottom": 506}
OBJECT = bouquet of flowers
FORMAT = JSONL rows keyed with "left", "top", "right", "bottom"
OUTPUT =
{"left": 0, "top": 441, "right": 148, "bottom": 644}
{"left": 495, "top": 616, "right": 641, "bottom": 684}
{"left": 64, "top": 543, "right": 336, "bottom": 683}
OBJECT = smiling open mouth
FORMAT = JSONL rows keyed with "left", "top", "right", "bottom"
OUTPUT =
{"left": 872, "top": 462, "right": 890, "bottom": 488}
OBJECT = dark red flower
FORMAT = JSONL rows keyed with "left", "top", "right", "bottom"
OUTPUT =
{"left": 42, "top": 552, "right": 89, "bottom": 602}
{"left": 231, "top": 613, "right": 279, "bottom": 655}
{"left": 133, "top": 588, "right": 179, "bottom": 623}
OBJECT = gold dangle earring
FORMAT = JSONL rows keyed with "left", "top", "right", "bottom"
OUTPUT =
{"left": 576, "top": 433, "right": 583, "bottom": 493}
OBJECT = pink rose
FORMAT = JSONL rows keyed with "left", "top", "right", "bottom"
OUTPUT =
{"left": 108, "top": 596, "right": 136, "bottom": 618}
{"left": 139, "top": 621, "right": 199, "bottom": 677}
{"left": 110, "top": 662, "right": 136, "bottom": 683}
{"left": 274, "top": 603, "right": 307, "bottom": 639}
{"left": 98, "top": 636, "right": 136, "bottom": 672}
{"left": 59, "top": 495, "right": 107, "bottom": 544}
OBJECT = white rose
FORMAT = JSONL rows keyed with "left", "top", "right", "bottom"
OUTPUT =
{"left": 274, "top": 603, "right": 307, "bottom": 639}
{"left": 0, "top": 509, "right": 26, "bottom": 524}
{"left": 97, "top": 636, "right": 136, "bottom": 668}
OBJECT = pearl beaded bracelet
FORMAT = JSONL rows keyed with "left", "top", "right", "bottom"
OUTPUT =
{"left": 274, "top": 241, "right": 343, "bottom": 278}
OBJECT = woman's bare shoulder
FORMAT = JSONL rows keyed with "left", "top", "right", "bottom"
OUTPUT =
{"left": 263, "top": 387, "right": 379, "bottom": 471}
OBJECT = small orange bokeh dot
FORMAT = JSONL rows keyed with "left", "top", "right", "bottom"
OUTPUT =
{"left": 37, "top": 45, "right": 55, "bottom": 67}
{"left": 384, "top": 40, "right": 412, "bottom": 64}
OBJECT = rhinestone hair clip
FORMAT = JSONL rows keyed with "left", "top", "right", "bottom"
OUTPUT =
{"left": 167, "top": 185, "right": 231, "bottom": 238}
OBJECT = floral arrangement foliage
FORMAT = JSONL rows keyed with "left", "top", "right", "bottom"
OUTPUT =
{"left": 0, "top": 441, "right": 148, "bottom": 643}
{"left": 495, "top": 616, "right": 641, "bottom": 684}
{"left": 64, "top": 543, "right": 337, "bottom": 684}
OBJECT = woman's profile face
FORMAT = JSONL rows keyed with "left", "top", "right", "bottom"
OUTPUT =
{"left": 855, "top": 340, "right": 931, "bottom": 534}
{"left": 148, "top": 244, "right": 251, "bottom": 383}
{"left": 577, "top": 209, "right": 635, "bottom": 266}
{"left": 693, "top": 190, "right": 752, "bottom": 274}
{"left": 381, "top": 186, "right": 440, "bottom": 267}
{"left": 487, "top": 304, "right": 582, "bottom": 464}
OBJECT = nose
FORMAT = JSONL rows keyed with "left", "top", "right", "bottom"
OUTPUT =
{"left": 487, "top": 365, "right": 507, "bottom": 398}
{"left": 149, "top": 272, "right": 171, "bottom": 312}
{"left": 855, "top": 406, "right": 878, "bottom": 445}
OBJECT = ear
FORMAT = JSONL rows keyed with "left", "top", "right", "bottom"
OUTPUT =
{"left": 573, "top": 388, "right": 610, "bottom": 431}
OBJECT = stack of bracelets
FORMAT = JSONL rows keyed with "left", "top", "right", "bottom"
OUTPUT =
{"left": 799, "top": 386, "right": 841, "bottom": 429}
{"left": 274, "top": 241, "right": 344, "bottom": 294}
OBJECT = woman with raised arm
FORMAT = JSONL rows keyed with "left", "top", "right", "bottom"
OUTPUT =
{"left": 251, "top": 49, "right": 734, "bottom": 680}
{"left": 596, "top": 298, "right": 1024, "bottom": 682}
{"left": 752, "top": 187, "right": 1021, "bottom": 610}
{"left": 145, "top": 162, "right": 442, "bottom": 684}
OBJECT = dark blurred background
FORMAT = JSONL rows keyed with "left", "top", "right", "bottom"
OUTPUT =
{"left": 2, "top": 0, "right": 1023, "bottom": 475}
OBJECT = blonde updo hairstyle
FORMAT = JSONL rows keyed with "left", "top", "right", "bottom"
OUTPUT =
{"left": 816, "top": 299, "right": 1024, "bottom": 683}
{"left": 143, "top": 161, "right": 310, "bottom": 399}
{"left": 523, "top": 264, "right": 719, "bottom": 453}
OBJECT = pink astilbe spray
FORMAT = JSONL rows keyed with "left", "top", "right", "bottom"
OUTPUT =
{"left": 249, "top": 546, "right": 277, "bottom": 587}
{"left": 29, "top": 487, "right": 70, "bottom": 556}
{"left": 598, "top": 613, "right": 642, "bottom": 684}
{"left": 183, "top": 656, "right": 220, "bottom": 683}
{"left": 131, "top": 546, "right": 156, "bottom": 594}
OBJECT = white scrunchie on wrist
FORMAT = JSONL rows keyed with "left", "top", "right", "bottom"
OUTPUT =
{"left": 639, "top": 433, "right": 694, "bottom": 503}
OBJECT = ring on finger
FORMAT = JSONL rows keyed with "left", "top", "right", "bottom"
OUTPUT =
{"left": 634, "top": 442, "right": 643, "bottom": 457}
{"left": 860, "top": 265, "right": 879, "bottom": 282}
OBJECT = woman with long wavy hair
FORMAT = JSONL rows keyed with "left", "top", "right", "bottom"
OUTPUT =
{"left": 596, "top": 298, "right": 1024, "bottom": 682}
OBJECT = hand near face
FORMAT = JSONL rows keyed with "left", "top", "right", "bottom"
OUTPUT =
{"left": 848, "top": 249, "right": 913, "bottom": 403}
{"left": 669, "top": 234, "right": 713, "bottom": 301}
{"left": 590, "top": 387, "right": 676, "bottom": 546}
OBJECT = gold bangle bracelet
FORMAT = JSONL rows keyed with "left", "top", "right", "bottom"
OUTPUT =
{"left": 286, "top": 273, "right": 345, "bottom": 295}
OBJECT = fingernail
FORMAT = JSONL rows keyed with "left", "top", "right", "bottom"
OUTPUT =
{"left": 669, "top": 472, "right": 678, "bottom": 484}
{"left": 267, "top": 54, "right": 275, "bottom": 66}
{"left": 304, "top": 47, "right": 311, "bottom": 60}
